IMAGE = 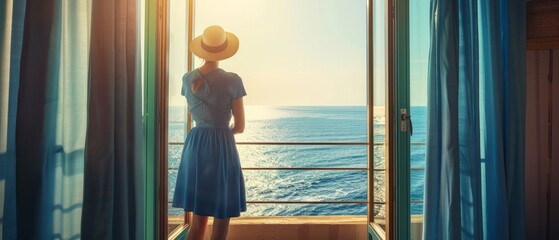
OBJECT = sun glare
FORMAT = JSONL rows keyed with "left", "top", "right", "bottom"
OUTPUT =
{"left": 167, "top": 0, "right": 367, "bottom": 106}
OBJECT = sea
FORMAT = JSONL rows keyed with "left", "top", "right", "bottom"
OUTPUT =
{"left": 167, "top": 105, "right": 427, "bottom": 217}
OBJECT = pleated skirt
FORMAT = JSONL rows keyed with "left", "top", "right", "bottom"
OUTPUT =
{"left": 172, "top": 126, "right": 246, "bottom": 218}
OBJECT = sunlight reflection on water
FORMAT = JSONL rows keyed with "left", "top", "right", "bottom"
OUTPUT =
{"left": 167, "top": 105, "right": 401, "bottom": 217}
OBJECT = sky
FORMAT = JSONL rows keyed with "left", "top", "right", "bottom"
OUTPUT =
{"left": 168, "top": 0, "right": 429, "bottom": 106}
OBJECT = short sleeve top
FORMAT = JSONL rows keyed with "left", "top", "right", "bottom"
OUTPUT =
{"left": 181, "top": 68, "right": 246, "bottom": 126}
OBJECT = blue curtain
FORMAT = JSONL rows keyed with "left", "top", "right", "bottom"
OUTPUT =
{"left": 81, "top": 0, "right": 145, "bottom": 239}
{"left": 479, "top": 0, "right": 526, "bottom": 239}
{"left": 1, "top": 0, "right": 26, "bottom": 238}
{"left": 424, "top": 0, "right": 525, "bottom": 239}
{"left": 0, "top": 0, "right": 144, "bottom": 239}
{"left": 15, "top": 0, "right": 62, "bottom": 239}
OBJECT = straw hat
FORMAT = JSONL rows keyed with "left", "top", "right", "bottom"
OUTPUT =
{"left": 190, "top": 25, "right": 239, "bottom": 61}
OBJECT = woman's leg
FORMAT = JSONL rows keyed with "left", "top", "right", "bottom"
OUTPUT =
{"left": 210, "top": 217, "right": 230, "bottom": 240}
{"left": 186, "top": 213, "right": 209, "bottom": 240}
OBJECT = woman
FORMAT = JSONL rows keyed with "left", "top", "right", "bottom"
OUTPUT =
{"left": 173, "top": 25, "right": 247, "bottom": 240}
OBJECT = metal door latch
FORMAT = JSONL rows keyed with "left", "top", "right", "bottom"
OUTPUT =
{"left": 400, "top": 108, "right": 413, "bottom": 136}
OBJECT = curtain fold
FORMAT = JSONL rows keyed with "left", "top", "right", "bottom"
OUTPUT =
{"left": 1, "top": 0, "right": 26, "bottom": 239}
{"left": 424, "top": 0, "right": 526, "bottom": 239}
{"left": 15, "top": 0, "right": 60, "bottom": 238}
{"left": 423, "top": 1, "right": 462, "bottom": 238}
{"left": 15, "top": 0, "right": 90, "bottom": 238}
{"left": 424, "top": 0, "right": 482, "bottom": 239}
{"left": 479, "top": 0, "right": 526, "bottom": 239}
{"left": 81, "top": 0, "right": 144, "bottom": 239}
{"left": 1, "top": 0, "right": 143, "bottom": 238}
{"left": 51, "top": 1, "right": 91, "bottom": 238}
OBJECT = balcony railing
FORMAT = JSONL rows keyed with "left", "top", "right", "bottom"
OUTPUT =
{"left": 167, "top": 140, "right": 426, "bottom": 210}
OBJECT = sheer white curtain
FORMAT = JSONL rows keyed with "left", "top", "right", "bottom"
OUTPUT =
{"left": 52, "top": 1, "right": 91, "bottom": 238}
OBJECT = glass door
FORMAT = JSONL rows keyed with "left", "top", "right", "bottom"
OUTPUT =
{"left": 394, "top": 0, "right": 411, "bottom": 239}
{"left": 367, "top": 0, "right": 394, "bottom": 239}
{"left": 391, "top": 0, "right": 430, "bottom": 239}
{"left": 368, "top": 0, "right": 428, "bottom": 239}
{"left": 394, "top": 0, "right": 431, "bottom": 239}
{"left": 167, "top": 0, "right": 191, "bottom": 236}
{"left": 408, "top": 0, "right": 429, "bottom": 239}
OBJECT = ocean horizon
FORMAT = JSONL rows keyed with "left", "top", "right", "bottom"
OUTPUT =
{"left": 168, "top": 105, "right": 427, "bottom": 217}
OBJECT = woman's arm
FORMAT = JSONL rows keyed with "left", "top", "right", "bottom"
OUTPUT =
{"left": 231, "top": 97, "right": 245, "bottom": 134}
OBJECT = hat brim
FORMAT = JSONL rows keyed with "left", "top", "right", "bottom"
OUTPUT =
{"left": 190, "top": 32, "right": 239, "bottom": 61}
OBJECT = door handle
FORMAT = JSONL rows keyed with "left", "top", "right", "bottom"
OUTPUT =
{"left": 400, "top": 109, "right": 413, "bottom": 136}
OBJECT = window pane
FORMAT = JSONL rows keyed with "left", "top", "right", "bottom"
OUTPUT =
{"left": 168, "top": 0, "right": 188, "bottom": 231}
{"left": 410, "top": 145, "right": 426, "bottom": 169}
{"left": 409, "top": 0, "right": 429, "bottom": 224}
{"left": 168, "top": 145, "right": 182, "bottom": 169}
{"left": 374, "top": 203, "right": 386, "bottom": 219}
{"left": 168, "top": 106, "right": 187, "bottom": 143}
{"left": 411, "top": 203, "right": 423, "bottom": 216}
{"left": 372, "top": 0, "right": 388, "bottom": 228}
{"left": 373, "top": 171, "right": 386, "bottom": 204}
{"left": 410, "top": 169, "right": 425, "bottom": 203}
{"left": 373, "top": 145, "right": 386, "bottom": 169}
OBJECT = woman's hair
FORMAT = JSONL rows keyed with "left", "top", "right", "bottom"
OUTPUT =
{"left": 196, "top": 57, "right": 205, "bottom": 67}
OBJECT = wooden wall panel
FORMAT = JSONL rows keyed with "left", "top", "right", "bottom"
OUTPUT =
{"left": 527, "top": 1, "right": 559, "bottom": 49}
{"left": 525, "top": 50, "right": 549, "bottom": 240}
{"left": 550, "top": 49, "right": 559, "bottom": 240}
{"left": 525, "top": 49, "right": 559, "bottom": 240}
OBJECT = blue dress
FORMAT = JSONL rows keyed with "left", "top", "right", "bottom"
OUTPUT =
{"left": 172, "top": 68, "right": 247, "bottom": 218}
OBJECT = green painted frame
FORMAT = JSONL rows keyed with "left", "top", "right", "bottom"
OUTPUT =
{"left": 394, "top": 0, "right": 411, "bottom": 239}
{"left": 367, "top": 0, "right": 412, "bottom": 239}
{"left": 144, "top": 0, "right": 158, "bottom": 239}
{"left": 368, "top": 0, "right": 397, "bottom": 239}
{"left": 367, "top": 0, "right": 382, "bottom": 236}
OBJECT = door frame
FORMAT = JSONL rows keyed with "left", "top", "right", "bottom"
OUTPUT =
{"left": 394, "top": 0, "right": 411, "bottom": 238}
{"left": 367, "top": 0, "right": 411, "bottom": 239}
